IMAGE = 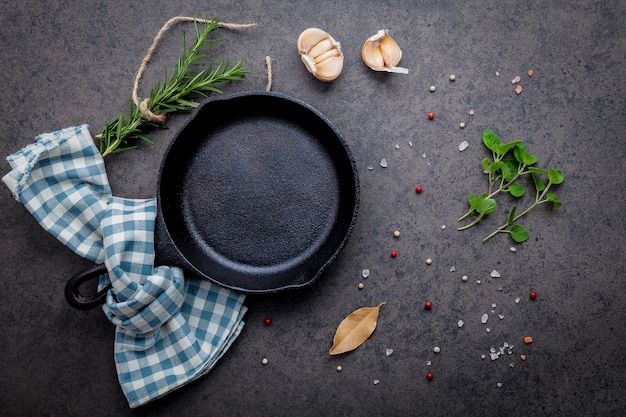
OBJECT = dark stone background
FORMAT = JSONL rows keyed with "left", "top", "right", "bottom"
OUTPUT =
{"left": 1, "top": 1, "right": 624, "bottom": 416}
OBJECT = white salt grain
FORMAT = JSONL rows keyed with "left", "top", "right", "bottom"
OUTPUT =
{"left": 490, "top": 270, "right": 501, "bottom": 278}
{"left": 380, "top": 158, "right": 388, "bottom": 168}
{"left": 459, "top": 140, "right": 469, "bottom": 151}
{"left": 481, "top": 313, "right": 489, "bottom": 324}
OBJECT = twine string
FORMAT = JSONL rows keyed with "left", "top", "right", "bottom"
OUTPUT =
{"left": 265, "top": 56, "right": 273, "bottom": 91}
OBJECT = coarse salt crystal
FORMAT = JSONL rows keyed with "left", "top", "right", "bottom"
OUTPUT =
{"left": 459, "top": 141, "right": 469, "bottom": 151}
{"left": 362, "top": 269, "right": 370, "bottom": 278}
{"left": 457, "top": 320, "right": 464, "bottom": 328}
{"left": 385, "top": 349, "right": 394, "bottom": 356}
{"left": 481, "top": 313, "right": 489, "bottom": 324}
{"left": 490, "top": 270, "right": 501, "bottom": 278}
{"left": 373, "top": 379, "right": 380, "bottom": 385}
{"left": 380, "top": 158, "right": 388, "bottom": 168}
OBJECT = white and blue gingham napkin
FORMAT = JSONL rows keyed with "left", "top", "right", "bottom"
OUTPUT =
{"left": 3, "top": 124, "right": 247, "bottom": 408}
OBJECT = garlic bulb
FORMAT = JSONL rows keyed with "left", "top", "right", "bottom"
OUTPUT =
{"left": 361, "top": 30, "right": 408, "bottom": 74}
{"left": 297, "top": 28, "right": 344, "bottom": 82}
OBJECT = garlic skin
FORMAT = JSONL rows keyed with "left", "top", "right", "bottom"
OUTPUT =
{"left": 362, "top": 30, "right": 408, "bottom": 74}
{"left": 297, "top": 28, "right": 344, "bottom": 82}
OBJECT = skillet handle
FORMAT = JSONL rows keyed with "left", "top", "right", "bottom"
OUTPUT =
{"left": 64, "top": 263, "right": 111, "bottom": 310}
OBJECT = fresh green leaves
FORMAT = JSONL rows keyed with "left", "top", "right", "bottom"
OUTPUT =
{"left": 98, "top": 19, "right": 250, "bottom": 157}
{"left": 458, "top": 130, "right": 564, "bottom": 243}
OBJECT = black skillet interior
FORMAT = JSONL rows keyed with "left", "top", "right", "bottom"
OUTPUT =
{"left": 154, "top": 92, "right": 359, "bottom": 293}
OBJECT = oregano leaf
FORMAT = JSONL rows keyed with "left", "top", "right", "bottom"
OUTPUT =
{"left": 482, "top": 158, "right": 492, "bottom": 172}
{"left": 548, "top": 168, "right": 565, "bottom": 185}
{"left": 546, "top": 193, "right": 562, "bottom": 208}
{"left": 508, "top": 183, "right": 525, "bottom": 197}
{"left": 513, "top": 143, "right": 527, "bottom": 163}
{"left": 527, "top": 166, "right": 548, "bottom": 175}
{"left": 497, "top": 140, "right": 523, "bottom": 156}
{"left": 483, "top": 130, "right": 500, "bottom": 152}
{"left": 468, "top": 193, "right": 479, "bottom": 209}
{"left": 476, "top": 196, "right": 497, "bottom": 215}
{"left": 510, "top": 225, "right": 530, "bottom": 242}
{"left": 522, "top": 151, "right": 538, "bottom": 166}
{"left": 532, "top": 173, "right": 546, "bottom": 193}
{"left": 507, "top": 206, "right": 517, "bottom": 225}
{"left": 503, "top": 159, "right": 520, "bottom": 181}
{"left": 329, "top": 302, "right": 386, "bottom": 355}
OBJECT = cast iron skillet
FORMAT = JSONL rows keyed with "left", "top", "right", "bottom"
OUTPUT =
{"left": 65, "top": 91, "right": 359, "bottom": 308}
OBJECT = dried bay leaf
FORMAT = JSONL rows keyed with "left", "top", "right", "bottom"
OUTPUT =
{"left": 329, "top": 302, "right": 386, "bottom": 355}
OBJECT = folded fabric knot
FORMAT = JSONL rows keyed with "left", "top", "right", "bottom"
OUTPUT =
{"left": 3, "top": 124, "right": 247, "bottom": 408}
{"left": 99, "top": 197, "right": 187, "bottom": 336}
{"left": 104, "top": 264, "right": 186, "bottom": 335}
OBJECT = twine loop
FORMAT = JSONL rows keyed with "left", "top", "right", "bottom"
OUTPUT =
{"left": 132, "top": 16, "right": 258, "bottom": 123}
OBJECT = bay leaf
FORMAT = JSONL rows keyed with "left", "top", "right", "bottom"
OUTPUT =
{"left": 329, "top": 302, "right": 386, "bottom": 355}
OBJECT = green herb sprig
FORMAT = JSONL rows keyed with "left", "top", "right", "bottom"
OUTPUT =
{"left": 457, "top": 130, "right": 564, "bottom": 243}
{"left": 98, "top": 19, "right": 250, "bottom": 157}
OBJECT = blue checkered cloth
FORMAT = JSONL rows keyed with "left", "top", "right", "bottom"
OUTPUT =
{"left": 3, "top": 125, "right": 247, "bottom": 408}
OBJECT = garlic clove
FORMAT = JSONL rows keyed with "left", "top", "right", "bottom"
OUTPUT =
{"left": 362, "top": 30, "right": 408, "bottom": 74}
{"left": 297, "top": 28, "right": 344, "bottom": 82}
{"left": 297, "top": 28, "right": 330, "bottom": 54}
{"left": 315, "top": 54, "right": 344, "bottom": 82}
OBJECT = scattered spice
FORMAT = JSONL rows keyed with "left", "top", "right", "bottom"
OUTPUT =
{"left": 515, "top": 85, "right": 523, "bottom": 95}
{"left": 424, "top": 301, "right": 433, "bottom": 310}
{"left": 426, "top": 258, "right": 432, "bottom": 265}
{"left": 461, "top": 275, "right": 469, "bottom": 282}
{"left": 530, "top": 291, "right": 537, "bottom": 300}
{"left": 358, "top": 282, "right": 364, "bottom": 290}
{"left": 433, "top": 346, "right": 441, "bottom": 353}
{"left": 520, "top": 354, "right": 527, "bottom": 361}
{"left": 512, "top": 75, "right": 521, "bottom": 84}
{"left": 428, "top": 112, "right": 435, "bottom": 120}
{"left": 524, "top": 336, "right": 533, "bottom": 344}
{"left": 426, "top": 372, "right": 434, "bottom": 380}
{"left": 449, "top": 74, "right": 456, "bottom": 81}
{"left": 262, "top": 357, "right": 269, "bottom": 365}
{"left": 336, "top": 365, "right": 343, "bottom": 372}
{"left": 527, "top": 69, "right": 534, "bottom": 77}
{"left": 459, "top": 122, "right": 466, "bottom": 129}
{"left": 393, "top": 230, "right": 400, "bottom": 238}
{"left": 415, "top": 185, "right": 423, "bottom": 193}
{"left": 429, "top": 85, "right": 436, "bottom": 92}
{"left": 264, "top": 317, "right": 272, "bottom": 326}
{"left": 390, "top": 250, "right": 397, "bottom": 258}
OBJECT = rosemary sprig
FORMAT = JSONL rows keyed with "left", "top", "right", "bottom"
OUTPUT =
{"left": 98, "top": 19, "right": 250, "bottom": 157}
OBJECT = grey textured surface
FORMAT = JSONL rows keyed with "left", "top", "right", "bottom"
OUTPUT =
{"left": 1, "top": 1, "right": 625, "bottom": 416}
